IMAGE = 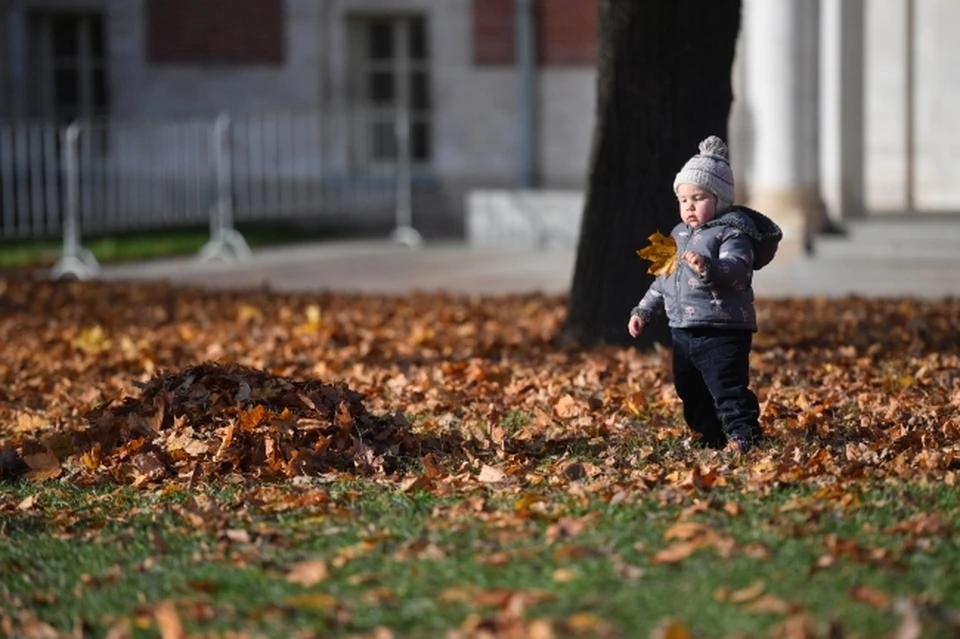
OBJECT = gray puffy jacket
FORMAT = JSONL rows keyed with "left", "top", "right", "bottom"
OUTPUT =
{"left": 631, "top": 207, "right": 782, "bottom": 332}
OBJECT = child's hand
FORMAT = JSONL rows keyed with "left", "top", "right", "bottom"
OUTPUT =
{"left": 627, "top": 315, "right": 645, "bottom": 338}
{"left": 681, "top": 251, "right": 707, "bottom": 275}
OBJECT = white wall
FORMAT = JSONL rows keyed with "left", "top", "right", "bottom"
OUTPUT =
{"left": 865, "top": 0, "right": 960, "bottom": 213}
{"left": 108, "top": 0, "right": 323, "bottom": 118}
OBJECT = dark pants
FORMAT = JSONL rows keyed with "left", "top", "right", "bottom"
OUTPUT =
{"left": 671, "top": 327, "right": 761, "bottom": 448}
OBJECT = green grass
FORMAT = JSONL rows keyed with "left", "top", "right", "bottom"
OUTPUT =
{"left": 0, "top": 222, "right": 351, "bottom": 269}
{"left": 2, "top": 479, "right": 959, "bottom": 638}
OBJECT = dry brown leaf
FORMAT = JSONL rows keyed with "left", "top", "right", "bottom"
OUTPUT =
{"left": 745, "top": 594, "right": 795, "bottom": 615}
{"left": 663, "top": 521, "right": 711, "bottom": 541}
{"left": 154, "top": 600, "right": 185, "bottom": 639}
{"left": 891, "top": 599, "right": 923, "bottom": 639}
{"left": 552, "top": 568, "right": 577, "bottom": 583}
{"left": 566, "top": 612, "right": 612, "bottom": 634}
{"left": 527, "top": 619, "right": 556, "bottom": 639}
{"left": 554, "top": 394, "right": 580, "bottom": 419}
{"left": 727, "top": 580, "right": 766, "bottom": 604}
{"left": 478, "top": 464, "right": 507, "bottom": 483}
{"left": 23, "top": 451, "right": 61, "bottom": 481}
{"left": 286, "top": 593, "right": 338, "bottom": 610}
{"left": 287, "top": 559, "right": 329, "bottom": 586}
{"left": 850, "top": 585, "right": 891, "bottom": 609}
{"left": 652, "top": 542, "right": 700, "bottom": 564}
{"left": 649, "top": 618, "right": 691, "bottom": 639}
{"left": 399, "top": 474, "right": 433, "bottom": 493}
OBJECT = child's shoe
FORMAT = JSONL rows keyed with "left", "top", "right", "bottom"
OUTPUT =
{"left": 721, "top": 434, "right": 752, "bottom": 460}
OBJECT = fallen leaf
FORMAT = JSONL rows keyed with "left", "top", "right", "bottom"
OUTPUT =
{"left": 891, "top": 599, "right": 923, "bottom": 639}
{"left": 287, "top": 559, "right": 329, "bottom": 586}
{"left": 566, "top": 612, "right": 612, "bottom": 634}
{"left": 527, "top": 619, "right": 556, "bottom": 639}
{"left": 663, "top": 521, "right": 710, "bottom": 541}
{"left": 650, "top": 618, "right": 691, "bottom": 639}
{"left": 399, "top": 474, "right": 433, "bottom": 493}
{"left": 286, "top": 593, "right": 338, "bottom": 610}
{"left": 850, "top": 585, "right": 891, "bottom": 609}
{"left": 154, "top": 600, "right": 184, "bottom": 639}
{"left": 652, "top": 542, "right": 700, "bottom": 564}
{"left": 727, "top": 580, "right": 766, "bottom": 604}
{"left": 17, "top": 495, "right": 37, "bottom": 511}
{"left": 552, "top": 568, "right": 577, "bottom": 583}
{"left": 745, "top": 594, "right": 795, "bottom": 615}
{"left": 23, "top": 450, "right": 61, "bottom": 481}
{"left": 478, "top": 464, "right": 507, "bottom": 483}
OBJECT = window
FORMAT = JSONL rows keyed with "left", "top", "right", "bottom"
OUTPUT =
{"left": 28, "top": 12, "right": 109, "bottom": 123}
{"left": 350, "top": 16, "right": 431, "bottom": 168}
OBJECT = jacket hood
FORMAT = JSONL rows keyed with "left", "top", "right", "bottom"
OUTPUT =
{"left": 704, "top": 206, "right": 783, "bottom": 270}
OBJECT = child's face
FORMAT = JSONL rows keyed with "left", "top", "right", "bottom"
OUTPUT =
{"left": 676, "top": 184, "right": 717, "bottom": 228}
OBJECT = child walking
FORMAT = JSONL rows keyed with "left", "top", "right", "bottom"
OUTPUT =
{"left": 627, "top": 136, "right": 782, "bottom": 456}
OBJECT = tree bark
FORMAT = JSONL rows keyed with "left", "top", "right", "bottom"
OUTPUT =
{"left": 561, "top": 0, "right": 742, "bottom": 348}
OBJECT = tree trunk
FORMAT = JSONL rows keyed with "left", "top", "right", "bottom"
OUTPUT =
{"left": 561, "top": 0, "right": 742, "bottom": 348}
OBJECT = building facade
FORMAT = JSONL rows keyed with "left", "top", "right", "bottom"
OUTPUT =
{"left": 0, "top": 0, "right": 597, "bottom": 237}
{"left": 1, "top": 0, "right": 957, "bottom": 241}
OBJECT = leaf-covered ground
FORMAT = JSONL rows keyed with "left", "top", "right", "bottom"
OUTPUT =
{"left": 1, "top": 279, "right": 959, "bottom": 638}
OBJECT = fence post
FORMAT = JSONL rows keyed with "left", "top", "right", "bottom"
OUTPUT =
{"left": 51, "top": 122, "right": 100, "bottom": 280}
{"left": 198, "top": 112, "right": 252, "bottom": 262}
{"left": 390, "top": 103, "right": 422, "bottom": 247}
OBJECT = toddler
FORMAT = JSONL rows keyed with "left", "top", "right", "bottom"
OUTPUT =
{"left": 627, "top": 136, "right": 782, "bottom": 455}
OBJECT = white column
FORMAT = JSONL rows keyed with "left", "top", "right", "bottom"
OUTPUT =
{"left": 820, "top": 0, "right": 865, "bottom": 226}
{"left": 728, "top": 29, "right": 750, "bottom": 205}
{"left": 743, "top": 0, "right": 823, "bottom": 256}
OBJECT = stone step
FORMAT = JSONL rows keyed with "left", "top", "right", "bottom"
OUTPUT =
{"left": 810, "top": 219, "right": 960, "bottom": 260}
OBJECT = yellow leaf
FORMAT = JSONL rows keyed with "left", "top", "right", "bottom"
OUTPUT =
{"left": 514, "top": 492, "right": 545, "bottom": 515}
{"left": 623, "top": 391, "right": 648, "bottom": 418}
{"left": 297, "top": 304, "right": 323, "bottom": 334}
{"left": 637, "top": 231, "right": 678, "bottom": 277}
{"left": 237, "top": 304, "right": 262, "bottom": 323}
{"left": 72, "top": 326, "right": 111, "bottom": 354}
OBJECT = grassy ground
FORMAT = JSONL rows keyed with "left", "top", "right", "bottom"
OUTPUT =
{"left": 2, "top": 477, "right": 958, "bottom": 638}
{"left": 2, "top": 284, "right": 960, "bottom": 638}
{"left": 0, "top": 222, "right": 349, "bottom": 269}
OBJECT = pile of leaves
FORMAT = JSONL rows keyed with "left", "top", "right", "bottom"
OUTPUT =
{"left": 45, "top": 361, "right": 417, "bottom": 486}
{"left": 1, "top": 278, "right": 960, "bottom": 491}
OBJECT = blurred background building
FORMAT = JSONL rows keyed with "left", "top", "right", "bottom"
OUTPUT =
{"left": 0, "top": 0, "right": 956, "bottom": 269}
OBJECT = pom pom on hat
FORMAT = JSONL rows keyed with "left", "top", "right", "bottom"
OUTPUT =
{"left": 698, "top": 135, "right": 729, "bottom": 159}
{"left": 673, "top": 136, "right": 735, "bottom": 212}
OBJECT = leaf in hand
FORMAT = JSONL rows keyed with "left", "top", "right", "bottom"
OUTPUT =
{"left": 636, "top": 231, "right": 678, "bottom": 277}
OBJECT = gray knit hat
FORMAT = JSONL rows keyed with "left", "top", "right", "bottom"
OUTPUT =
{"left": 673, "top": 136, "right": 735, "bottom": 213}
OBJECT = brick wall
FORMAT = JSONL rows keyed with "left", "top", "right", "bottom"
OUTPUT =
{"left": 473, "top": 0, "right": 597, "bottom": 67}
{"left": 147, "top": 0, "right": 285, "bottom": 66}
{"left": 536, "top": 0, "right": 597, "bottom": 66}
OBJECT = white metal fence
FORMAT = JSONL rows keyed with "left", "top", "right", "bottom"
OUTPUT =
{"left": 0, "top": 107, "right": 420, "bottom": 279}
